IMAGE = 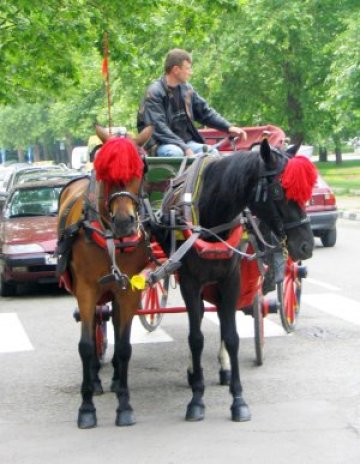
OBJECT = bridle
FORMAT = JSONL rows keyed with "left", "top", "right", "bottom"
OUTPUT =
{"left": 253, "top": 146, "right": 311, "bottom": 234}
{"left": 107, "top": 190, "right": 140, "bottom": 212}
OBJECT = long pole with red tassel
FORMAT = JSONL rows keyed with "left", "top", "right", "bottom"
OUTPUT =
{"left": 102, "top": 31, "right": 112, "bottom": 133}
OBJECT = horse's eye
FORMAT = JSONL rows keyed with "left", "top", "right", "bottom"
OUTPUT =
{"left": 269, "top": 182, "right": 284, "bottom": 201}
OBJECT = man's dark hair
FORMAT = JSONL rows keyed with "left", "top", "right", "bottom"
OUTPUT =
{"left": 164, "top": 49, "right": 192, "bottom": 74}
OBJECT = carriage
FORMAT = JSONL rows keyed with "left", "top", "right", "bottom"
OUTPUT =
{"left": 58, "top": 123, "right": 316, "bottom": 428}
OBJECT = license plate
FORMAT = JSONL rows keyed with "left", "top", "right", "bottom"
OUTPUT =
{"left": 45, "top": 254, "right": 58, "bottom": 265}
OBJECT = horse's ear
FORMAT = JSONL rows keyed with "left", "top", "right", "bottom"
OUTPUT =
{"left": 95, "top": 124, "right": 111, "bottom": 143}
{"left": 286, "top": 142, "right": 301, "bottom": 158}
{"left": 259, "top": 138, "right": 273, "bottom": 166}
{"left": 134, "top": 125, "right": 153, "bottom": 147}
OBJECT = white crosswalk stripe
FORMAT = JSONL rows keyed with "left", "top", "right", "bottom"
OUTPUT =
{"left": 0, "top": 313, "right": 34, "bottom": 353}
{"left": 2, "top": 281, "right": 359, "bottom": 353}
{"left": 204, "top": 311, "right": 286, "bottom": 338}
{"left": 107, "top": 316, "right": 174, "bottom": 345}
{"left": 302, "top": 293, "right": 360, "bottom": 325}
{"left": 306, "top": 277, "right": 341, "bottom": 291}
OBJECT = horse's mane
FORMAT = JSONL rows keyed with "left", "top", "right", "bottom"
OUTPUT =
{"left": 198, "top": 151, "right": 262, "bottom": 228}
{"left": 94, "top": 137, "right": 144, "bottom": 184}
{"left": 198, "top": 149, "right": 317, "bottom": 229}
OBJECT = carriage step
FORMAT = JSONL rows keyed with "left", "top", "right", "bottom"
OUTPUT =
{"left": 73, "top": 305, "right": 112, "bottom": 323}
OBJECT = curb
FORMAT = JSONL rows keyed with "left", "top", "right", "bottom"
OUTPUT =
{"left": 338, "top": 210, "right": 360, "bottom": 221}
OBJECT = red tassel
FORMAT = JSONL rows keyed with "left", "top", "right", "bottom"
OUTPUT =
{"left": 101, "top": 57, "right": 108, "bottom": 78}
{"left": 94, "top": 138, "right": 144, "bottom": 184}
{"left": 281, "top": 155, "right": 318, "bottom": 205}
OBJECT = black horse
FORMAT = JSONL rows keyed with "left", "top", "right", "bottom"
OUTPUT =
{"left": 153, "top": 139, "right": 316, "bottom": 422}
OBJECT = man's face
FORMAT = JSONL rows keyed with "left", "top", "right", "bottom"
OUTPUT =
{"left": 173, "top": 60, "right": 192, "bottom": 84}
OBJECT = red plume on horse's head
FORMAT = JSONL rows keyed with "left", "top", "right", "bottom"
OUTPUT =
{"left": 280, "top": 155, "right": 318, "bottom": 206}
{"left": 94, "top": 137, "right": 144, "bottom": 185}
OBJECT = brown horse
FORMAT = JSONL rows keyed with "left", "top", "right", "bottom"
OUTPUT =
{"left": 57, "top": 125, "right": 151, "bottom": 429}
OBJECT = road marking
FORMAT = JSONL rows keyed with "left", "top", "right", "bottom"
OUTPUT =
{"left": 306, "top": 277, "right": 341, "bottom": 291}
{"left": 107, "top": 316, "right": 173, "bottom": 345}
{"left": 0, "top": 313, "right": 34, "bottom": 353}
{"left": 302, "top": 293, "right": 360, "bottom": 326}
{"left": 204, "top": 311, "right": 286, "bottom": 338}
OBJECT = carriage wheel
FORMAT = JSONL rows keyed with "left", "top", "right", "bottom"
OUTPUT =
{"left": 138, "top": 275, "right": 169, "bottom": 332}
{"left": 278, "top": 259, "right": 305, "bottom": 333}
{"left": 253, "top": 292, "right": 264, "bottom": 366}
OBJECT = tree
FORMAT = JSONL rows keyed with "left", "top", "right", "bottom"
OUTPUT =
{"left": 323, "top": 11, "right": 360, "bottom": 140}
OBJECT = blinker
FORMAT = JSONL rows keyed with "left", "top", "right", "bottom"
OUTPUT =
{"left": 255, "top": 178, "right": 268, "bottom": 202}
{"left": 269, "top": 181, "right": 284, "bottom": 201}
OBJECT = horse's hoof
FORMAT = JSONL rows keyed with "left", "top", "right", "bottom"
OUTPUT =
{"left": 231, "top": 398, "right": 251, "bottom": 422}
{"left": 78, "top": 409, "right": 97, "bottom": 429}
{"left": 93, "top": 380, "right": 104, "bottom": 395}
{"left": 110, "top": 379, "right": 119, "bottom": 393}
{"left": 219, "top": 369, "right": 231, "bottom": 386}
{"left": 116, "top": 409, "right": 136, "bottom": 427}
{"left": 185, "top": 402, "right": 205, "bottom": 421}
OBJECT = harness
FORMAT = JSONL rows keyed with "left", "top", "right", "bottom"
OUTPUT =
{"left": 57, "top": 170, "right": 149, "bottom": 292}
{"left": 161, "top": 153, "right": 245, "bottom": 258}
{"left": 147, "top": 146, "right": 311, "bottom": 286}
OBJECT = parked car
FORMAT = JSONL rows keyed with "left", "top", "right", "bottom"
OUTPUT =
{"left": 0, "top": 163, "right": 30, "bottom": 206}
{"left": 2, "top": 163, "right": 69, "bottom": 194}
{"left": 0, "top": 175, "right": 81, "bottom": 296}
{"left": 306, "top": 174, "right": 338, "bottom": 247}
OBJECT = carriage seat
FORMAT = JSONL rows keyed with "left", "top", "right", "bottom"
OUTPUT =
{"left": 161, "top": 153, "right": 221, "bottom": 225}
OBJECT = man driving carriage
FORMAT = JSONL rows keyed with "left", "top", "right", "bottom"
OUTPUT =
{"left": 137, "top": 48, "right": 247, "bottom": 157}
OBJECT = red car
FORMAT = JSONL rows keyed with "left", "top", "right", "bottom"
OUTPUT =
{"left": 0, "top": 176, "right": 80, "bottom": 296}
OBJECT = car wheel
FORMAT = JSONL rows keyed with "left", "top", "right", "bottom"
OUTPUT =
{"left": 320, "top": 228, "right": 337, "bottom": 247}
{"left": 0, "top": 274, "right": 16, "bottom": 297}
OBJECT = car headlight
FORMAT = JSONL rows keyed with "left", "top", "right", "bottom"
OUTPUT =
{"left": 3, "top": 243, "right": 45, "bottom": 254}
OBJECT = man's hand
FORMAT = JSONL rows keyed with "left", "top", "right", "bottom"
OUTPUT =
{"left": 184, "top": 147, "right": 195, "bottom": 157}
{"left": 228, "top": 126, "right": 247, "bottom": 141}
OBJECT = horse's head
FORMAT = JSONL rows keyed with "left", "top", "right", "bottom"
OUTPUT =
{"left": 248, "top": 139, "right": 317, "bottom": 261}
{"left": 94, "top": 124, "right": 152, "bottom": 238}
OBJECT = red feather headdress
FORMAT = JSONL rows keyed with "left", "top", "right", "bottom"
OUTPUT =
{"left": 94, "top": 137, "right": 144, "bottom": 184}
{"left": 280, "top": 155, "right": 318, "bottom": 205}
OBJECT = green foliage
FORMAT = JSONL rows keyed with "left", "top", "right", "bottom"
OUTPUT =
{"left": 322, "top": 11, "right": 360, "bottom": 138}
{"left": 316, "top": 159, "right": 360, "bottom": 193}
{"left": 0, "top": 0, "right": 359, "bottom": 158}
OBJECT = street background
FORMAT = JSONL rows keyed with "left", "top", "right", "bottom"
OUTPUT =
{"left": 1, "top": 218, "right": 360, "bottom": 464}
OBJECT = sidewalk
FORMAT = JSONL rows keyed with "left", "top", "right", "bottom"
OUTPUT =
{"left": 311, "top": 151, "right": 360, "bottom": 221}
{"left": 336, "top": 195, "right": 360, "bottom": 221}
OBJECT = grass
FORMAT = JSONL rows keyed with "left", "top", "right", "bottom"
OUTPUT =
{"left": 315, "top": 159, "right": 360, "bottom": 195}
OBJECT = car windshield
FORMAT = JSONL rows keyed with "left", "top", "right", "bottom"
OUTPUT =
{"left": 7, "top": 186, "right": 63, "bottom": 217}
{"left": 17, "top": 169, "right": 68, "bottom": 184}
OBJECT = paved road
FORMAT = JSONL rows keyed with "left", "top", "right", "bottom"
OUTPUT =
{"left": 0, "top": 218, "right": 360, "bottom": 464}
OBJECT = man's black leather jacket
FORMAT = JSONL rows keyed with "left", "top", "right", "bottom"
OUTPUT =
{"left": 137, "top": 76, "right": 231, "bottom": 153}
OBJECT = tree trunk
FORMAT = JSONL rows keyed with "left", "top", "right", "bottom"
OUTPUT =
{"left": 17, "top": 148, "right": 25, "bottom": 163}
{"left": 33, "top": 144, "right": 41, "bottom": 162}
{"left": 333, "top": 135, "right": 342, "bottom": 165}
{"left": 335, "top": 147, "right": 342, "bottom": 165}
{"left": 64, "top": 134, "right": 74, "bottom": 167}
{"left": 283, "top": 57, "right": 305, "bottom": 145}
{"left": 42, "top": 144, "right": 49, "bottom": 161}
{"left": 319, "top": 146, "right": 328, "bottom": 162}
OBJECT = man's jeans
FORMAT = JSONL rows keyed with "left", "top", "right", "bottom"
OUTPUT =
{"left": 156, "top": 140, "right": 219, "bottom": 157}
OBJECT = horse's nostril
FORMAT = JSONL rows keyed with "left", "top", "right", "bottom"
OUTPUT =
{"left": 301, "top": 242, "right": 312, "bottom": 256}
